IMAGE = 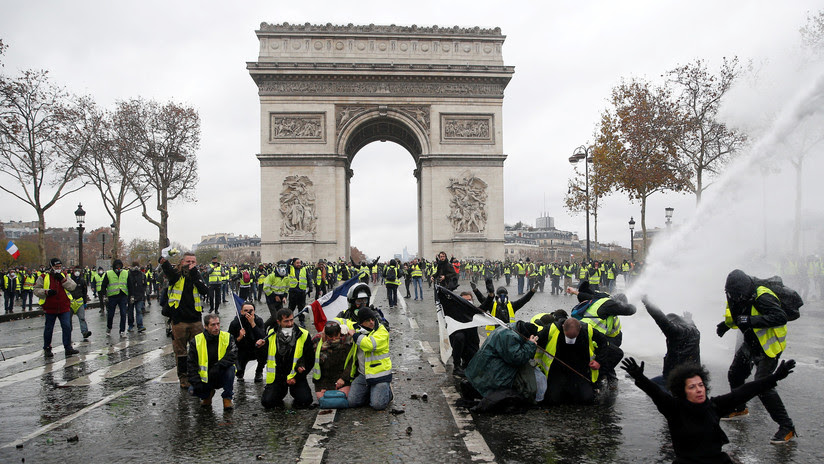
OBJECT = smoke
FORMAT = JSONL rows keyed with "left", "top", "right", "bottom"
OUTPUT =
{"left": 618, "top": 50, "right": 824, "bottom": 363}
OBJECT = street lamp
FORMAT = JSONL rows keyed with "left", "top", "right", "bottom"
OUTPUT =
{"left": 75, "top": 203, "right": 86, "bottom": 269}
{"left": 111, "top": 222, "right": 117, "bottom": 259}
{"left": 628, "top": 217, "right": 635, "bottom": 262}
{"left": 100, "top": 232, "right": 107, "bottom": 259}
{"left": 665, "top": 207, "right": 674, "bottom": 229}
{"left": 569, "top": 145, "right": 594, "bottom": 261}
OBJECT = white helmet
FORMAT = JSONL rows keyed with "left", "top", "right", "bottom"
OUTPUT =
{"left": 347, "top": 282, "right": 371, "bottom": 306}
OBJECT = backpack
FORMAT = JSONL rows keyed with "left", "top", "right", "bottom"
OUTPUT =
{"left": 753, "top": 276, "right": 803, "bottom": 321}
{"left": 318, "top": 389, "right": 349, "bottom": 409}
{"left": 386, "top": 266, "right": 397, "bottom": 281}
{"left": 242, "top": 271, "right": 251, "bottom": 284}
{"left": 571, "top": 300, "right": 594, "bottom": 320}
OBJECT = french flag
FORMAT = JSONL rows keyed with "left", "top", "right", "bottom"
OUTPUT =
{"left": 5, "top": 241, "right": 20, "bottom": 260}
{"left": 310, "top": 276, "right": 360, "bottom": 333}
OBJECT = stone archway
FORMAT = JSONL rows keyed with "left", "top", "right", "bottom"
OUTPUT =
{"left": 248, "top": 22, "right": 514, "bottom": 263}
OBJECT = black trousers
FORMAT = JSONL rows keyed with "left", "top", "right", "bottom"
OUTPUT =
{"left": 261, "top": 375, "right": 313, "bottom": 408}
{"left": 236, "top": 346, "right": 266, "bottom": 378}
{"left": 544, "top": 371, "right": 595, "bottom": 405}
{"left": 449, "top": 328, "right": 480, "bottom": 369}
{"left": 209, "top": 285, "right": 221, "bottom": 312}
{"left": 288, "top": 290, "right": 307, "bottom": 325}
{"left": 728, "top": 342, "right": 793, "bottom": 428}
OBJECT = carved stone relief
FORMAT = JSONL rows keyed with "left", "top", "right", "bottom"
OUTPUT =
{"left": 269, "top": 113, "right": 325, "bottom": 142}
{"left": 335, "top": 105, "right": 430, "bottom": 136}
{"left": 279, "top": 175, "right": 317, "bottom": 236}
{"left": 447, "top": 175, "right": 488, "bottom": 234}
{"left": 441, "top": 114, "right": 493, "bottom": 144}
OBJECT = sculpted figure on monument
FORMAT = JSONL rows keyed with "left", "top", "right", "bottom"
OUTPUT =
{"left": 271, "top": 116, "right": 322, "bottom": 140}
{"left": 279, "top": 175, "right": 317, "bottom": 236}
{"left": 447, "top": 176, "right": 488, "bottom": 234}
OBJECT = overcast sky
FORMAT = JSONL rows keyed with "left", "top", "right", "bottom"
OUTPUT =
{"left": 1, "top": 0, "right": 820, "bottom": 259}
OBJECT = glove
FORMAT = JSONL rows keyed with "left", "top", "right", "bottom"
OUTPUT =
{"left": 46, "top": 289, "right": 57, "bottom": 297}
{"left": 773, "top": 359, "right": 796, "bottom": 380}
{"left": 358, "top": 327, "right": 369, "bottom": 335}
{"left": 735, "top": 315, "right": 751, "bottom": 329}
{"left": 716, "top": 321, "right": 730, "bottom": 338}
{"left": 620, "top": 357, "right": 644, "bottom": 380}
{"left": 161, "top": 246, "right": 172, "bottom": 258}
{"left": 470, "top": 281, "right": 477, "bottom": 290}
{"left": 485, "top": 278, "right": 495, "bottom": 294}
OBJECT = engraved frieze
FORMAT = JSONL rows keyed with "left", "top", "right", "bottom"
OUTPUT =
{"left": 440, "top": 114, "right": 494, "bottom": 144}
{"left": 259, "top": 79, "right": 505, "bottom": 98}
{"left": 269, "top": 113, "right": 325, "bottom": 143}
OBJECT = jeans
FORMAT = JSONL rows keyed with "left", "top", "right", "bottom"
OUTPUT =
{"left": 348, "top": 374, "right": 393, "bottom": 410}
{"left": 44, "top": 311, "right": 72, "bottom": 350}
{"left": 107, "top": 294, "right": 128, "bottom": 332}
{"left": 128, "top": 299, "right": 145, "bottom": 330}
{"left": 517, "top": 276, "right": 524, "bottom": 295}
{"left": 20, "top": 290, "right": 33, "bottom": 311}
{"left": 386, "top": 284, "right": 398, "bottom": 307}
{"left": 413, "top": 277, "right": 423, "bottom": 299}
{"left": 221, "top": 282, "right": 229, "bottom": 301}
{"left": 194, "top": 365, "right": 236, "bottom": 400}
{"left": 73, "top": 304, "right": 89, "bottom": 334}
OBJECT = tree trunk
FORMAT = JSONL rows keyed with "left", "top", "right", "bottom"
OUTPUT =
{"left": 640, "top": 197, "right": 648, "bottom": 253}
{"left": 37, "top": 210, "right": 46, "bottom": 265}
{"left": 695, "top": 167, "right": 703, "bottom": 205}
{"left": 159, "top": 188, "right": 169, "bottom": 248}
{"left": 112, "top": 214, "right": 121, "bottom": 260}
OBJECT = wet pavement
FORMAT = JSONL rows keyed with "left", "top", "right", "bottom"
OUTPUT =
{"left": 0, "top": 282, "right": 822, "bottom": 463}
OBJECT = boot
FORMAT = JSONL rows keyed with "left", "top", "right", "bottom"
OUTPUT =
{"left": 201, "top": 389, "right": 215, "bottom": 407}
{"left": 223, "top": 398, "right": 233, "bottom": 409}
{"left": 177, "top": 356, "right": 190, "bottom": 389}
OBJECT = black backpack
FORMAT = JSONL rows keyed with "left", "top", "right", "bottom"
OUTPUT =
{"left": 386, "top": 266, "right": 397, "bottom": 281}
{"left": 753, "top": 276, "right": 803, "bottom": 321}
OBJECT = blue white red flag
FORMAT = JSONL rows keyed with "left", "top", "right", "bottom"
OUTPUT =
{"left": 5, "top": 241, "right": 20, "bottom": 260}
{"left": 310, "top": 276, "right": 360, "bottom": 333}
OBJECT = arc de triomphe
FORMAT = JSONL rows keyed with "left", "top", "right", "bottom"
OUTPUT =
{"left": 247, "top": 23, "right": 514, "bottom": 263}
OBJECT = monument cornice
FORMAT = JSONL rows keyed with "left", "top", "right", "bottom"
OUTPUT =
{"left": 247, "top": 61, "right": 514, "bottom": 75}
{"left": 257, "top": 22, "right": 505, "bottom": 38}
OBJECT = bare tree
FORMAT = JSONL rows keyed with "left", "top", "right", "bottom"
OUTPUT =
{"left": 668, "top": 57, "right": 748, "bottom": 203}
{"left": 78, "top": 102, "right": 149, "bottom": 259}
{"left": 564, "top": 144, "right": 614, "bottom": 244}
{"left": 0, "top": 70, "right": 99, "bottom": 263}
{"left": 119, "top": 98, "right": 200, "bottom": 248}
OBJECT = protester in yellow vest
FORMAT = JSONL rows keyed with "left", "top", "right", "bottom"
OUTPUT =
{"left": 100, "top": 259, "right": 130, "bottom": 337}
{"left": 344, "top": 308, "right": 393, "bottom": 410}
{"left": 261, "top": 309, "right": 315, "bottom": 409}
{"left": 716, "top": 269, "right": 795, "bottom": 443}
{"left": 187, "top": 314, "right": 237, "bottom": 409}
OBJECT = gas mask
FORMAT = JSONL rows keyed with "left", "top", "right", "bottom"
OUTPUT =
{"left": 276, "top": 265, "right": 287, "bottom": 277}
{"left": 496, "top": 294, "right": 508, "bottom": 305}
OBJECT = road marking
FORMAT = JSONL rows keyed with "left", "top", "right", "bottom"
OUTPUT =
{"left": 441, "top": 387, "right": 496, "bottom": 463}
{"left": 299, "top": 409, "right": 337, "bottom": 463}
{"left": 0, "top": 385, "right": 137, "bottom": 449}
{"left": 152, "top": 367, "right": 179, "bottom": 383}
{"left": 418, "top": 341, "right": 433, "bottom": 354}
{"left": 0, "top": 329, "right": 164, "bottom": 387}
{"left": 408, "top": 317, "right": 419, "bottom": 329}
{"left": 60, "top": 344, "right": 174, "bottom": 387}
{"left": 428, "top": 356, "right": 445, "bottom": 374}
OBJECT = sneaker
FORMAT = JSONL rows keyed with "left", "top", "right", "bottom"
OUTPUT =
{"left": 127, "top": 327, "right": 135, "bottom": 333}
{"left": 44, "top": 348, "right": 54, "bottom": 358}
{"left": 179, "top": 379, "right": 191, "bottom": 389}
{"left": 223, "top": 398, "right": 233, "bottom": 410}
{"left": 138, "top": 327, "right": 146, "bottom": 333}
{"left": 119, "top": 332, "right": 126, "bottom": 337}
{"left": 770, "top": 426, "right": 796, "bottom": 444}
{"left": 65, "top": 347, "right": 80, "bottom": 357}
{"left": 83, "top": 331, "right": 92, "bottom": 339}
{"left": 720, "top": 408, "right": 749, "bottom": 421}
{"left": 106, "top": 328, "right": 111, "bottom": 334}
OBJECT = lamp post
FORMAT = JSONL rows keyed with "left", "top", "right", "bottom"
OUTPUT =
{"left": 569, "top": 145, "right": 593, "bottom": 261}
{"left": 75, "top": 203, "right": 86, "bottom": 269}
{"left": 100, "top": 232, "right": 106, "bottom": 259}
{"left": 110, "top": 222, "right": 117, "bottom": 259}
{"left": 629, "top": 217, "right": 635, "bottom": 262}
{"left": 665, "top": 207, "right": 674, "bottom": 229}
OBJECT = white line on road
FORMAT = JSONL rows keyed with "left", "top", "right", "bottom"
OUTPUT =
{"left": 408, "top": 317, "right": 419, "bottom": 329}
{"left": 299, "top": 409, "right": 337, "bottom": 463}
{"left": 441, "top": 387, "right": 497, "bottom": 463}
{"left": 418, "top": 341, "right": 433, "bottom": 354}
{"left": 0, "top": 385, "right": 137, "bottom": 450}
{"left": 428, "top": 356, "right": 445, "bottom": 374}
{"left": 60, "top": 344, "right": 174, "bottom": 387}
